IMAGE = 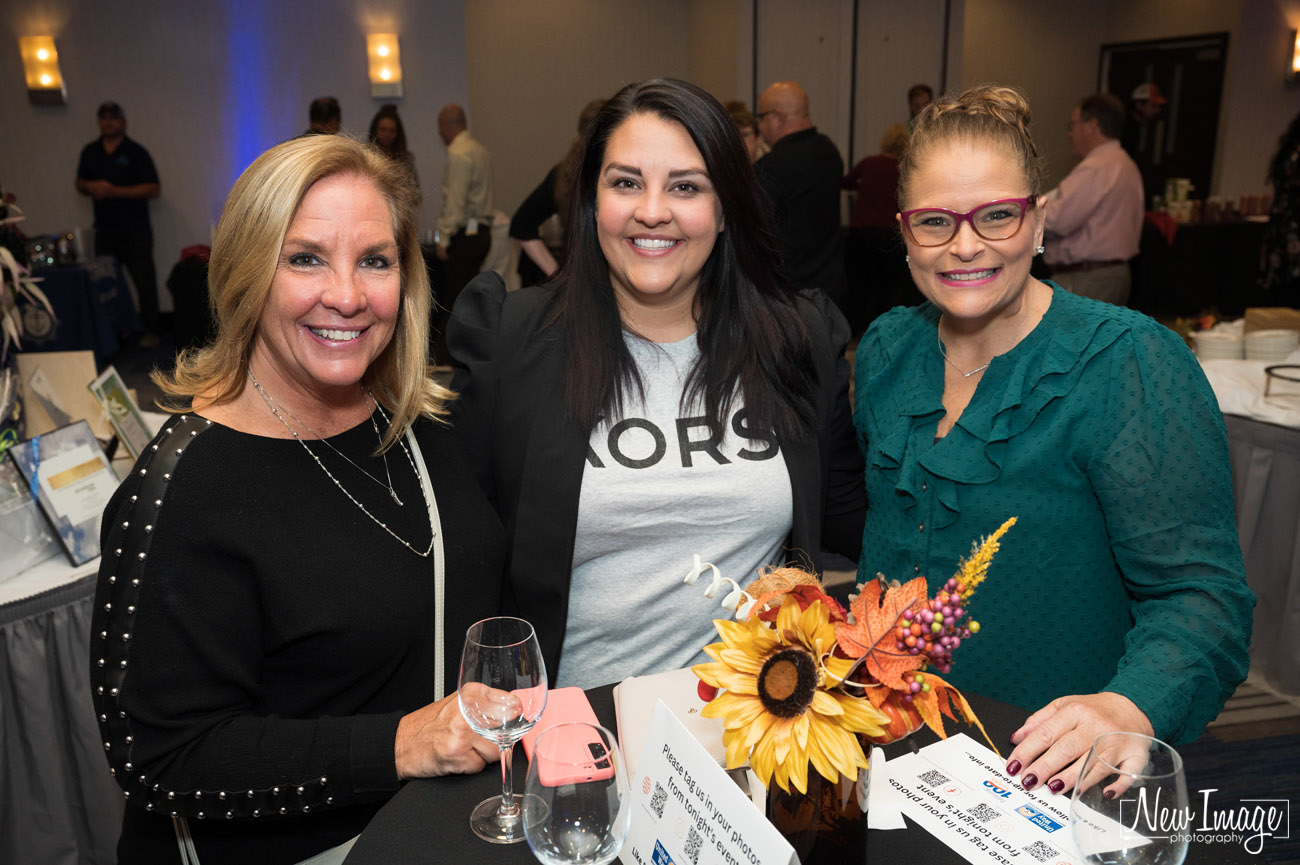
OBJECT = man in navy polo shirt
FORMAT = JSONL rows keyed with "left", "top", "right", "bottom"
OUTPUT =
{"left": 76, "top": 101, "right": 161, "bottom": 343}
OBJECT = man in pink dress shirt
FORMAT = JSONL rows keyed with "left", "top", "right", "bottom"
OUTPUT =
{"left": 1043, "top": 93, "right": 1144, "bottom": 306}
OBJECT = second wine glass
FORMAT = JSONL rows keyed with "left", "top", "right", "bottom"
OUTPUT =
{"left": 524, "top": 722, "right": 630, "bottom": 865}
{"left": 1069, "top": 731, "right": 1189, "bottom": 865}
{"left": 459, "top": 616, "right": 548, "bottom": 844}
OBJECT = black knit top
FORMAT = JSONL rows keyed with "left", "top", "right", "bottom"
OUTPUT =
{"left": 90, "top": 412, "right": 505, "bottom": 863}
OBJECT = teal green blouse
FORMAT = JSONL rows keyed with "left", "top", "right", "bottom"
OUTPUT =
{"left": 853, "top": 285, "right": 1254, "bottom": 743}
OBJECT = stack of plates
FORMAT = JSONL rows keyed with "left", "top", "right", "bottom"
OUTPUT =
{"left": 1194, "top": 331, "right": 1244, "bottom": 360}
{"left": 1245, "top": 329, "right": 1300, "bottom": 362}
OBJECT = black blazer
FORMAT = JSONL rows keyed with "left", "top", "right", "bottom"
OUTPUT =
{"left": 447, "top": 272, "right": 865, "bottom": 676}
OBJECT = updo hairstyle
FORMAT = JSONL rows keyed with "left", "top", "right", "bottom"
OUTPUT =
{"left": 899, "top": 84, "right": 1043, "bottom": 208}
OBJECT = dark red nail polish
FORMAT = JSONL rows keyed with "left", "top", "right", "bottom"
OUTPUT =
{"left": 1048, "top": 779, "right": 1065, "bottom": 794}
{"left": 1103, "top": 789, "right": 1117, "bottom": 800}
{"left": 1022, "top": 773, "right": 1038, "bottom": 790}
{"left": 1006, "top": 760, "right": 1021, "bottom": 776}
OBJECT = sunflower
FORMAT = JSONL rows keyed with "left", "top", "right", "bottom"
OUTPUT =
{"left": 693, "top": 596, "right": 888, "bottom": 793}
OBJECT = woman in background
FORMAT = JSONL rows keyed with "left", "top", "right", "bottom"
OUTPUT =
{"left": 509, "top": 98, "right": 606, "bottom": 286}
{"left": 854, "top": 85, "right": 1253, "bottom": 795}
{"left": 450, "top": 78, "right": 864, "bottom": 689}
{"left": 842, "top": 122, "right": 918, "bottom": 333}
{"left": 724, "top": 100, "right": 765, "bottom": 163}
{"left": 368, "top": 103, "right": 418, "bottom": 189}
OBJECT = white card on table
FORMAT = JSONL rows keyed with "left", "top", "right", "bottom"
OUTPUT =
{"left": 620, "top": 700, "right": 795, "bottom": 865}
{"left": 886, "top": 732, "right": 1087, "bottom": 864}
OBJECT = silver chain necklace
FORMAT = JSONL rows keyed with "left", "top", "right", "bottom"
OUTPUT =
{"left": 247, "top": 370, "right": 435, "bottom": 557}
{"left": 249, "top": 372, "right": 414, "bottom": 505}
{"left": 936, "top": 300, "right": 1033, "bottom": 378}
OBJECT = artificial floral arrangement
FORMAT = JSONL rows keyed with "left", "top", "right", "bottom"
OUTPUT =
{"left": 1, "top": 189, "right": 53, "bottom": 362}
{"left": 691, "top": 517, "right": 1016, "bottom": 795}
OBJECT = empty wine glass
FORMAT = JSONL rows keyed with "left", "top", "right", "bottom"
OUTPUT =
{"left": 459, "top": 617, "right": 548, "bottom": 843}
{"left": 1069, "top": 731, "right": 1189, "bottom": 865}
{"left": 524, "top": 722, "right": 630, "bottom": 865}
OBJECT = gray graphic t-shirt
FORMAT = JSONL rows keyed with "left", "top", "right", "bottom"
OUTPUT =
{"left": 557, "top": 332, "right": 793, "bottom": 688}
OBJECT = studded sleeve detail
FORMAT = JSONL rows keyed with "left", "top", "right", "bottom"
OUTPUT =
{"left": 89, "top": 415, "right": 368, "bottom": 820}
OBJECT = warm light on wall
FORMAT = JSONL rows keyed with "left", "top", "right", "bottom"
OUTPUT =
{"left": 20, "top": 36, "right": 66, "bottom": 105}
{"left": 367, "top": 34, "right": 402, "bottom": 99}
{"left": 1289, "top": 30, "right": 1300, "bottom": 84}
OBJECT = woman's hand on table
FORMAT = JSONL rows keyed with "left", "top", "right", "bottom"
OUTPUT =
{"left": 1005, "top": 692, "right": 1153, "bottom": 795}
{"left": 394, "top": 692, "right": 501, "bottom": 780}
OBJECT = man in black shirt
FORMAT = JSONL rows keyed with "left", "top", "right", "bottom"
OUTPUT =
{"left": 754, "top": 81, "right": 847, "bottom": 311}
{"left": 76, "top": 101, "right": 162, "bottom": 340}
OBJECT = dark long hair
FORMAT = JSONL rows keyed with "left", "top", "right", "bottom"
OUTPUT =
{"left": 368, "top": 104, "right": 409, "bottom": 158}
{"left": 551, "top": 77, "right": 814, "bottom": 443}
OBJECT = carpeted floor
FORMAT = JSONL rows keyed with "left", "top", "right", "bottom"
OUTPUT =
{"left": 1180, "top": 676, "right": 1300, "bottom": 864}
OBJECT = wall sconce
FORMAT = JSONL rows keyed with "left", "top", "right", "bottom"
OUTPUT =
{"left": 1289, "top": 30, "right": 1300, "bottom": 84}
{"left": 367, "top": 34, "right": 403, "bottom": 99}
{"left": 20, "top": 36, "right": 67, "bottom": 105}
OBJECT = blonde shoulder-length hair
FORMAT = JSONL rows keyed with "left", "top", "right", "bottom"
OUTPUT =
{"left": 154, "top": 134, "right": 450, "bottom": 451}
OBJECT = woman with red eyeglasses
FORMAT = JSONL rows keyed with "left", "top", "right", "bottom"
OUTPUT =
{"left": 852, "top": 85, "right": 1253, "bottom": 797}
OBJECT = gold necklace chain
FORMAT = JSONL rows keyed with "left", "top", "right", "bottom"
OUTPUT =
{"left": 247, "top": 371, "right": 434, "bottom": 557}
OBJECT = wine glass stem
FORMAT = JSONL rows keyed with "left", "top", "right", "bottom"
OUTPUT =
{"left": 497, "top": 742, "right": 519, "bottom": 817}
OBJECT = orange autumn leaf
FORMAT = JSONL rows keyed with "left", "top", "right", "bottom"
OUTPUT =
{"left": 833, "top": 576, "right": 928, "bottom": 689}
{"left": 911, "top": 674, "right": 1002, "bottom": 757}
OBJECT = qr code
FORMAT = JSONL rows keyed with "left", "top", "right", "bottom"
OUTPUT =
{"left": 967, "top": 802, "right": 1000, "bottom": 822}
{"left": 1022, "top": 840, "right": 1057, "bottom": 862}
{"left": 650, "top": 782, "right": 667, "bottom": 819}
{"left": 918, "top": 769, "right": 950, "bottom": 787}
{"left": 684, "top": 826, "right": 703, "bottom": 865}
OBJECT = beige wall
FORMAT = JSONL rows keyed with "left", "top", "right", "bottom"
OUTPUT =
{"left": 1, "top": 0, "right": 468, "bottom": 312}
{"left": 1197, "top": 0, "right": 1300, "bottom": 196}
{"left": 754, "top": 0, "right": 857, "bottom": 161}
{"left": 852, "top": 0, "right": 952, "bottom": 166}
{"left": 463, "top": 0, "right": 691, "bottom": 228}
{"left": 688, "top": 0, "right": 745, "bottom": 105}
{"left": 961, "top": 0, "right": 1109, "bottom": 189}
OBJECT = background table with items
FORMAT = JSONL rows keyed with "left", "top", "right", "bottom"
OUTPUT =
{"left": 342, "top": 685, "right": 1254, "bottom": 865}
{"left": 0, "top": 556, "right": 123, "bottom": 865}
{"left": 17, "top": 257, "right": 140, "bottom": 364}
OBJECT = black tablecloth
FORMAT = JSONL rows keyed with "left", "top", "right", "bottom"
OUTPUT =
{"left": 1131, "top": 219, "right": 1269, "bottom": 319}
{"left": 0, "top": 572, "right": 123, "bottom": 864}
{"left": 17, "top": 258, "right": 139, "bottom": 363}
{"left": 343, "top": 686, "right": 1254, "bottom": 865}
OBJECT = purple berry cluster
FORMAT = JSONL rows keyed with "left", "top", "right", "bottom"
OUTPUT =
{"left": 894, "top": 577, "right": 980, "bottom": 685}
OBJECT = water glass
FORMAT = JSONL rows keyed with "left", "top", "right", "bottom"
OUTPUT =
{"left": 1069, "top": 731, "right": 1189, "bottom": 865}
{"left": 523, "top": 722, "right": 630, "bottom": 865}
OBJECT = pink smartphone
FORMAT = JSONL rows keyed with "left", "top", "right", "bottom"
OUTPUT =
{"left": 521, "top": 687, "right": 616, "bottom": 786}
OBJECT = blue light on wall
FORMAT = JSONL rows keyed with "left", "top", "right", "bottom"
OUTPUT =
{"left": 223, "top": 1, "right": 281, "bottom": 194}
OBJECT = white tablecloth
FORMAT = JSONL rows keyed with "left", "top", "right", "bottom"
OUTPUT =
{"left": 1201, "top": 349, "right": 1300, "bottom": 429}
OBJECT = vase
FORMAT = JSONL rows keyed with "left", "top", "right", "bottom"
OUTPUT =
{"left": 764, "top": 747, "right": 868, "bottom": 865}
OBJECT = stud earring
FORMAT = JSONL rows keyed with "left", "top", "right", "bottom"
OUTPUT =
{"left": 1035, "top": 245, "right": 1045, "bottom": 255}
{"left": 905, "top": 255, "right": 910, "bottom": 264}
